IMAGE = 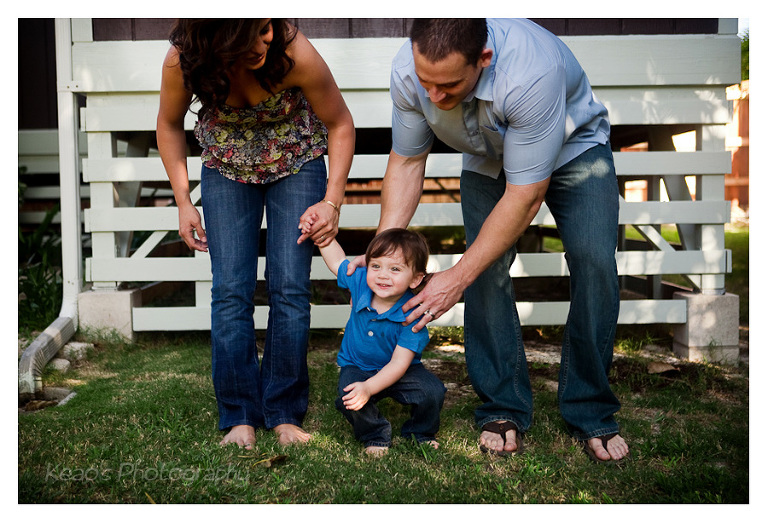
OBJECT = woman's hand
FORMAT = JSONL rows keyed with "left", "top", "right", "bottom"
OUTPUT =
{"left": 297, "top": 201, "right": 339, "bottom": 247}
{"left": 178, "top": 202, "right": 208, "bottom": 252}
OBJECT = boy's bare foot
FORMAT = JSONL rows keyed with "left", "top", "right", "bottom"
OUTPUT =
{"left": 365, "top": 446, "right": 389, "bottom": 457}
{"left": 273, "top": 423, "right": 312, "bottom": 445}
{"left": 220, "top": 425, "right": 256, "bottom": 449}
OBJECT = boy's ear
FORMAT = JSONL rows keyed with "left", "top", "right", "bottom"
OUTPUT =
{"left": 409, "top": 272, "right": 426, "bottom": 290}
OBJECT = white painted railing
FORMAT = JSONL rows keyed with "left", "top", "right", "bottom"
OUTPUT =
{"left": 54, "top": 20, "right": 741, "bottom": 332}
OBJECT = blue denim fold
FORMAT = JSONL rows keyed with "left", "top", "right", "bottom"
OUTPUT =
{"left": 460, "top": 142, "right": 621, "bottom": 441}
{"left": 200, "top": 158, "right": 327, "bottom": 431}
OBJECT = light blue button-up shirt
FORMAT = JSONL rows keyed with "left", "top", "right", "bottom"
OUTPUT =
{"left": 391, "top": 18, "right": 611, "bottom": 185}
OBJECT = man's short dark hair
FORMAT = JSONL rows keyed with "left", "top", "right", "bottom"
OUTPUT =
{"left": 409, "top": 19, "right": 488, "bottom": 65}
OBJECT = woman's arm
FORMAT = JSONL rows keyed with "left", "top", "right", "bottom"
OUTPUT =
{"left": 156, "top": 46, "right": 208, "bottom": 251}
{"left": 286, "top": 30, "right": 355, "bottom": 247}
{"left": 340, "top": 347, "right": 416, "bottom": 411}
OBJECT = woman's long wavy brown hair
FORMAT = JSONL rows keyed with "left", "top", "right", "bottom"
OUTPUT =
{"left": 169, "top": 19, "right": 297, "bottom": 118}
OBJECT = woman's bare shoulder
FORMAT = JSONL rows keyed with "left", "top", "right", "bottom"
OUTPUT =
{"left": 163, "top": 45, "right": 181, "bottom": 68}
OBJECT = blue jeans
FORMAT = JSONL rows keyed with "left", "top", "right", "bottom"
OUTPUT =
{"left": 336, "top": 364, "right": 447, "bottom": 447}
{"left": 200, "top": 158, "right": 327, "bottom": 431}
{"left": 460, "top": 142, "right": 621, "bottom": 441}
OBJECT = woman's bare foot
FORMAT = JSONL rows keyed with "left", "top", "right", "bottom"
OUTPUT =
{"left": 365, "top": 446, "right": 389, "bottom": 457}
{"left": 273, "top": 423, "right": 312, "bottom": 445}
{"left": 220, "top": 425, "right": 256, "bottom": 449}
{"left": 588, "top": 434, "right": 629, "bottom": 461}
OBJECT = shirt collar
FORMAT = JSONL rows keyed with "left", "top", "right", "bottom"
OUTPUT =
{"left": 463, "top": 35, "right": 496, "bottom": 103}
{"left": 355, "top": 287, "right": 415, "bottom": 323}
{"left": 466, "top": 64, "right": 494, "bottom": 103}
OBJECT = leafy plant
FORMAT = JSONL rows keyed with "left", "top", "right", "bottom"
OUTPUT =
{"left": 18, "top": 181, "right": 63, "bottom": 331}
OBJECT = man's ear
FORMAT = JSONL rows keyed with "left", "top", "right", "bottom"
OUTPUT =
{"left": 479, "top": 48, "right": 493, "bottom": 68}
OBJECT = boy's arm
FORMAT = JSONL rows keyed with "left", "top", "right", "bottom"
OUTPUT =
{"left": 318, "top": 238, "right": 347, "bottom": 277}
{"left": 300, "top": 213, "right": 347, "bottom": 277}
{"left": 340, "top": 346, "right": 416, "bottom": 411}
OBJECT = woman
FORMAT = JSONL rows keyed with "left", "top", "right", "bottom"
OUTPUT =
{"left": 157, "top": 19, "right": 355, "bottom": 449}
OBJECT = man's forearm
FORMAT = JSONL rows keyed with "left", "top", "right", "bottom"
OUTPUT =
{"left": 379, "top": 150, "right": 429, "bottom": 232}
{"left": 453, "top": 179, "right": 550, "bottom": 287}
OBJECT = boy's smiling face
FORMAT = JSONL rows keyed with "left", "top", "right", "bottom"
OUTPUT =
{"left": 366, "top": 248, "right": 424, "bottom": 305}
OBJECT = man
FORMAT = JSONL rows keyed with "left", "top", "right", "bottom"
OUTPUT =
{"left": 363, "top": 19, "right": 629, "bottom": 462}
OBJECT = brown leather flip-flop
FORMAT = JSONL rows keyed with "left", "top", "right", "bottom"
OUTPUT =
{"left": 479, "top": 421, "right": 524, "bottom": 457}
{"left": 581, "top": 433, "right": 627, "bottom": 465}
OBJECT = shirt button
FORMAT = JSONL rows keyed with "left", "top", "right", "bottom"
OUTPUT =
{"left": 367, "top": 331, "right": 374, "bottom": 337}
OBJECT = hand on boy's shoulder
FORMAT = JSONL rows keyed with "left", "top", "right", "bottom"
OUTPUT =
{"left": 346, "top": 254, "right": 366, "bottom": 276}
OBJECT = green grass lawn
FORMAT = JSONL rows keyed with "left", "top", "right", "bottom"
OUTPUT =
{"left": 19, "top": 332, "right": 748, "bottom": 504}
{"left": 18, "top": 227, "right": 749, "bottom": 504}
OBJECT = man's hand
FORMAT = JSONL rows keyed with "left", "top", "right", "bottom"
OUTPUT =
{"left": 346, "top": 254, "right": 366, "bottom": 275}
{"left": 403, "top": 268, "right": 467, "bottom": 332}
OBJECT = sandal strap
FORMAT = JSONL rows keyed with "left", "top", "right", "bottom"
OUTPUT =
{"left": 481, "top": 421, "right": 519, "bottom": 443}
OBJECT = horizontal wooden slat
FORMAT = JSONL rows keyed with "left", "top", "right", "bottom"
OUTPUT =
{"left": 87, "top": 249, "right": 730, "bottom": 283}
{"left": 82, "top": 151, "right": 732, "bottom": 183}
{"left": 71, "top": 35, "right": 739, "bottom": 94}
{"left": 18, "top": 129, "right": 89, "bottom": 174}
{"left": 81, "top": 85, "right": 732, "bottom": 132}
{"left": 132, "top": 298, "right": 687, "bottom": 331}
{"left": 83, "top": 197, "right": 730, "bottom": 233}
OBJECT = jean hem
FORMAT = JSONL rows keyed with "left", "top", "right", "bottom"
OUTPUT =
{"left": 265, "top": 419, "right": 304, "bottom": 430}
{"left": 364, "top": 441, "right": 392, "bottom": 448}
{"left": 572, "top": 426, "right": 620, "bottom": 442}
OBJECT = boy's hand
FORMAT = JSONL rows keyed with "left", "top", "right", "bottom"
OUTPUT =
{"left": 297, "top": 212, "right": 319, "bottom": 244}
{"left": 341, "top": 382, "right": 372, "bottom": 411}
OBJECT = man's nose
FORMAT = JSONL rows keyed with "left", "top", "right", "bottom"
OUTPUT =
{"left": 428, "top": 87, "right": 446, "bottom": 103}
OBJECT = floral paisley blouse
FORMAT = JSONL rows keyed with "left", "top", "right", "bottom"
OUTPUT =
{"left": 194, "top": 87, "right": 328, "bottom": 184}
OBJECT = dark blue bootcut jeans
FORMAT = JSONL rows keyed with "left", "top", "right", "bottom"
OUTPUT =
{"left": 460, "top": 142, "right": 621, "bottom": 441}
{"left": 200, "top": 158, "right": 327, "bottom": 431}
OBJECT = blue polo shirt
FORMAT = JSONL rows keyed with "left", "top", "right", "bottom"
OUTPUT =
{"left": 390, "top": 18, "right": 611, "bottom": 186}
{"left": 336, "top": 260, "right": 430, "bottom": 371}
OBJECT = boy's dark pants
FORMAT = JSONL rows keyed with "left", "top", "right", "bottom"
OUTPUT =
{"left": 336, "top": 364, "right": 446, "bottom": 448}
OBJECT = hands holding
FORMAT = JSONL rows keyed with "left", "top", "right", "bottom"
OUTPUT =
{"left": 297, "top": 200, "right": 340, "bottom": 247}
